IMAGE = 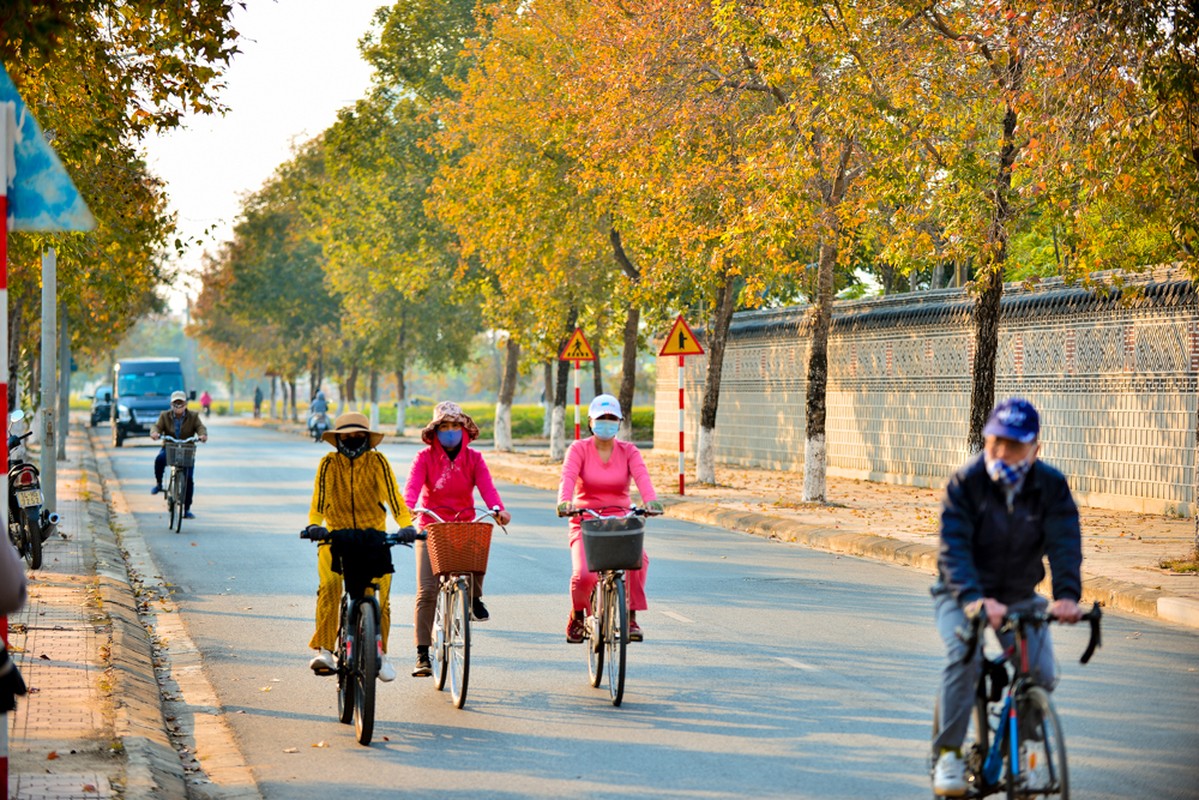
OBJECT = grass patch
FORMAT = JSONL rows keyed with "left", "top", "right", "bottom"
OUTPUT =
{"left": 1160, "top": 548, "right": 1199, "bottom": 574}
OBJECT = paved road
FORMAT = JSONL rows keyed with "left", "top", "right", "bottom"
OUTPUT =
{"left": 100, "top": 418, "right": 1199, "bottom": 799}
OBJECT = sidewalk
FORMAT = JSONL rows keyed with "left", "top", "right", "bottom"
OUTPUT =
{"left": 247, "top": 416, "right": 1199, "bottom": 630}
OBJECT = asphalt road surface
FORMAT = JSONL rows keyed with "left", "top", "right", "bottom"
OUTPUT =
{"left": 99, "top": 417, "right": 1199, "bottom": 799}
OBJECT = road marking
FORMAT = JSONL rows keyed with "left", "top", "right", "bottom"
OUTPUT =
{"left": 516, "top": 554, "right": 538, "bottom": 562}
{"left": 659, "top": 610, "right": 694, "bottom": 624}
{"left": 775, "top": 657, "right": 818, "bottom": 672}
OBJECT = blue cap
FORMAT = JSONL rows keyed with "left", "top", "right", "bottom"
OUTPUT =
{"left": 983, "top": 398, "right": 1040, "bottom": 443}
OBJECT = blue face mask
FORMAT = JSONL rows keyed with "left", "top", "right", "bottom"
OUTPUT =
{"left": 592, "top": 420, "right": 619, "bottom": 441}
{"left": 437, "top": 428, "right": 463, "bottom": 448}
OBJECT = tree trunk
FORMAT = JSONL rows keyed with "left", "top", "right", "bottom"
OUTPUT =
{"left": 695, "top": 278, "right": 738, "bottom": 484}
{"left": 551, "top": 308, "right": 578, "bottom": 461}
{"left": 227, "top": 370, "right": 235, "bottom": 417}
{"left": 495, "top": 338, "right": 520, "bottom": 452}
{"left": 592, "top": 338, "right": 603, "bottom": 398}
{"left": 368, "top": 370, "right": 380, "bottom": 431}
{"left": 290, "top": 378, "right": 299, "bottom": 421}
{"left": 346, "top": 364, "right": 359, "bottom": 412}
{"left": 7, "top": 300, "right": 22, "bottom": 411}
{"left": 542, "top": 361, "right": 553, "bottom": 438}
{"left": 802, "top": 233, "right": 839, "bottom": 503}
{"left": 617, "top": 305, "right": 640, "bottom": 441}
{"left": 269, "top": 375, "right": 278, "bottom": 419}
{"left": 395, "top": 369, "right": 407, "bottom": 436}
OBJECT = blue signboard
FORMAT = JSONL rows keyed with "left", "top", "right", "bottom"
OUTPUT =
{"left": 0, "top": 63, "right": 94, "bottom": 232}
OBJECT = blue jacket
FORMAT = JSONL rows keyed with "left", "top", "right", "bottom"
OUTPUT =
{"left": 937, "top": 453, "right": 1082, "bottom": 607}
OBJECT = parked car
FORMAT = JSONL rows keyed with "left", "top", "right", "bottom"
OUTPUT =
{"left": 88, "top": 385, "right": 113, "bottom": 427}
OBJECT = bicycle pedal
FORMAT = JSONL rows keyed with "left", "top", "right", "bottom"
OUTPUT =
{"left": 310, "top": 665, "right": 336, "bottom": 677}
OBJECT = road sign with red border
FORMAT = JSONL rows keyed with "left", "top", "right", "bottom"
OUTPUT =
{"left": 558, "top": 328, "right": 596, "bottom": 362}
{"left": 659, "top": 315, "right": 704, "bottom": 357}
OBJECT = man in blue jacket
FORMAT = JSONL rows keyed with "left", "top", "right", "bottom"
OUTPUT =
{"left": 931, "top": 398, "right": 1083, "bottom": 797}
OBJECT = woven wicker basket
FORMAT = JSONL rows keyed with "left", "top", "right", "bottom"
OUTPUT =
{"left": 165, "top": 441, "right": 196, "bottom": 468}
{"left": 426, "top": 521, "right": 493, "bottom": 575}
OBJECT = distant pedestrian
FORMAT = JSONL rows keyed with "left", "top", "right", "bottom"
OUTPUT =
{"left": 199, "top": 390, "right": 212, "bottom": 418}
{"left": 253, "top": 386, "right": 264, "bottom": 419}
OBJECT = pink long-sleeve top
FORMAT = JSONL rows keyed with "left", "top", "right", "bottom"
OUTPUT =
{"left": 404, "top": 436, "right": 504, "bottom": 529}
{"left": 558, "top": 437, "right": 657, "bottom": 532}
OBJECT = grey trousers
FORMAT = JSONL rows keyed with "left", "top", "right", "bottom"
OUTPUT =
{"left": 412, "top": 539, "right": 484, "bottom": 648}
{"left": 932, "top": 590, "right": 1057, "bottom": 754}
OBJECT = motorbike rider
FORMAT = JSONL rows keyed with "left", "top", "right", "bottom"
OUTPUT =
{"left": 199, "top": 390, "right": 212, "bottom": 417}
{"left": 308, "top": 390, "right": 330, "bottom": 438}
{"left": 306, "top": 412, "right": 413, "bottom": 682}
{"left": 150, "top": 391, "right": 208, "bottom": 519}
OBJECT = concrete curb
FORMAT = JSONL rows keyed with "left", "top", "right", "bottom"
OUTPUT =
{"left": 81, "top": 428, "right": 190, "bottom": 800}
{"left": 483, "top": 462, "right": 1199, "bottom": 631}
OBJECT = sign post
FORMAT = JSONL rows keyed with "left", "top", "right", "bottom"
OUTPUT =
{"left": 659, "top": 315, "right": 704, "bottom": 495}
{"left": 1, "top": 64, "right": 95, "bottom": 800}
{"left": 558, "top": 328, "right": 596, "bottom": 440}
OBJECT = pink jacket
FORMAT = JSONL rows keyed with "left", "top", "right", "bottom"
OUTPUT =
{"left": 404, "top": 433, "right": 504, "bottom": 528}
{"left": 558, "top": 437, "right": 657, "bottom": 535}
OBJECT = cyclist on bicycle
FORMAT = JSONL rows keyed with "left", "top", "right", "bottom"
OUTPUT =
{"left": 931, "top": 398, "right": 1083, "bottom": 797}
{"left": 556, "top": 394, "right": 663, "bottom": 644}
{"left": 149, "top": 391, "right": 208, "bottom": 519}
{"left": 404, "top": 401, "right": 511, "bottom": 678}
{"left": 306, "top": 412, "right": 413, "bottom": 682}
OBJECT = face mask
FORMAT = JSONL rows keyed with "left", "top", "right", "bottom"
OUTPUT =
{"left": 592, "top": 420, "right": 620, "bottom": 441}
{"left": 985, "top": 455, "right": 1033, "bottom": 491}
{"left": 336, "top": 434, "right": 370, "bottom": 460}
{"left": 437, "top": 428, "right": 463, "bottom": 448}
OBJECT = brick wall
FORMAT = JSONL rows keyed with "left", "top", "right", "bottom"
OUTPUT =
{"left": 654, "top": 269, "right": 1198, "bottom": 515}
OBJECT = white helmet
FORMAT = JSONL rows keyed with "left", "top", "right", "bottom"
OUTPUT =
{"left": 587, "top": 394, "right": 623, "bottom": 420}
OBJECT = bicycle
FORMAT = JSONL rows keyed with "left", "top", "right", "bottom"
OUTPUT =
{"left": 300, "top": 525, "right": 423, "bottom": 746}
{"left": 569, "top": 507, "right": 653, "bottom": 707}
{"left": 161, "top": 434, "right": 199, "bottom": 533}
{"left": 413, "top": 506, "right": 507, "bottom": 709}
{"left": 931, "top": 603, "right": 1103, "bottom": 799}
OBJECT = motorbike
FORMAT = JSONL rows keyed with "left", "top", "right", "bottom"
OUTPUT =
{"left": 307, "top": 410, "right": 330, "bottom": 442}
{"left": 7, "top": 410, "right": 60, "bottom": 570}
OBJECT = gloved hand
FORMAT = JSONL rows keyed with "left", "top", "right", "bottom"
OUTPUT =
{"left": 644, "top": 500, "right": 664, "bottom": 516}
{"left": 0, "top": 647, "right": 28, "bottom": 713}
{"left": 556, "top": 502, "right": 574, "bottom": 518}
{"left": 304, "top": 524, "right": 329, "bottom": 540}
{"left": 397, "top": 525, "right": 419, "bottom": 544}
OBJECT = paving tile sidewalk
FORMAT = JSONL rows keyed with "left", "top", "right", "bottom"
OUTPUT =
{"left": 5, "top": 427, "right": 187, "bottom": 800}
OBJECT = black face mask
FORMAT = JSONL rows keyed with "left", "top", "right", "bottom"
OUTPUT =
{"left": 336, "top": 433, "right": 370, "bottom": 460}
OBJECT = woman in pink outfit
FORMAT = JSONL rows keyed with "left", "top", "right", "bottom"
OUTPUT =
{"left": 404, "top": 402, "right": 511, "bottom": 678}
{"left": 557, "top": 394, "right": 663, "bottom": 643}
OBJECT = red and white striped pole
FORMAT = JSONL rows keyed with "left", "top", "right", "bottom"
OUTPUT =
{"left": 1, "top": 100, "right": 12, "bottom": 800}
{"left": 573, "top": 360, "right": 581, "bottom": 440}
{"left": 677, "top": 356, "right": 685, "bottom": 495}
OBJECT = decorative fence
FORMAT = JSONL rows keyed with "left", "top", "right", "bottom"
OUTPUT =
{"left": 653, "top": 268, "right": 1198, "bottom": 516}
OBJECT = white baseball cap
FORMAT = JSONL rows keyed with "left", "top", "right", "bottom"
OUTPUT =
{"left": 587, "top": 394, "right": 623, "bottom": 420}
{"left": 170, "top": 391, "right": 187, "bottom": 404}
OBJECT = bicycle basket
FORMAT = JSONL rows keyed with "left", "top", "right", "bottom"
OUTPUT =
{"left": 164, "top": 441, "right": 196, "bottom": 468}
{"left": 581, "top": 516, "right": 645, "bottom": 572}
{"left": 426, "top": 521, "right": 493, "bottom": 575}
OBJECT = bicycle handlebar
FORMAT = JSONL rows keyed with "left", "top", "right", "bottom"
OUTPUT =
{"left": 299, "top": 526, "right": 426, "bottom": 547}
{"left": 562, "top": 506, "right": 660, "bottom": 520}
{"left": 412, "top": 505, "right": 509, "bottom": 534}
{"left": 161, "top": 435, "right": 201, "bottom": 444}
{"left": 958, "top": 602, "right": 1102, "bottom": 665}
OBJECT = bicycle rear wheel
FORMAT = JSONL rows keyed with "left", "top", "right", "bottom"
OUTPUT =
{"left": 448, "top": 577, "right": 471, "bottom": 709}
{"left": 353, "top": 604, "right": 378, "bottom": 745}
{"left": 586, "top": 583, "right": 603, "bottom": 687}
{"left": 433, "top": 584, "right": 449, "bottom": 690}
{"left": 605, "top": 576, "right": 627, "bottom": 706}
{"left": 1010, "top": 686, "right": 1067, "bottom": 800}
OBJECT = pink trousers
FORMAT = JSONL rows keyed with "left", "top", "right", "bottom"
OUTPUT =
{"left": 569, "top": 534, "right": 649, "bottom": 612}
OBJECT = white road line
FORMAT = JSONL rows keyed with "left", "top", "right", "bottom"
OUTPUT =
{"left": 659, "top": 610, "right": 694, "bottom": 624}
{"left": 775, "top": 657, "right": 819, "bottom": 672}
{"left": 517, "top": 554, "right": 538, "bottom": 561}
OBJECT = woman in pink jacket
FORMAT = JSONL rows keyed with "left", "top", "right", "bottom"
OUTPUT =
{"left": 404, "top": 402, "right": 511, "bottom": 678}
{"left": 557, "top": 394, "right": 663, "bottom": 643}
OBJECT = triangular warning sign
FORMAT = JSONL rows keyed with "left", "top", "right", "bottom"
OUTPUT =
{"left": 1, "top": 64, "right": 94, "bottom": 231}
{"left": 558, "top": 328, "right": 596, "bottom": 362}
{"left": 659, "top": 315, "right": 704, "bottom": 356}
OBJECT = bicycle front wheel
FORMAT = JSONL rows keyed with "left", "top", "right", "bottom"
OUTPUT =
{"left": 586, "top": 583, "right": 603, "bottom": 688}
{"left": 353, "top": 604, "right": 378, "bottom": 745}
{"left": 166, "top": 471, "right": 177, "bottom": 530}
{"left": 337, "top": 603, "right": 354, "bottom": 725}
{"left": 172, "top": 473, "right": 185, "bottom": 534}
{"left": 1010, "top": 686, "right": 1067, "bottom": 800}
{"left": 605, "top": 576, "right": 627, "bottom": 706}
{"left": 433, "top": 584, "right": 449, "bottom": 691}
{"left": 448, "top": 577, "right": 471, "bottom": 709}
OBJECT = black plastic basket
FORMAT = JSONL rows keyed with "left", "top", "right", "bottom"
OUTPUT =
{"left": 165, "top": 441, "right": 196, "bottom": 468}
{"left": 581, "top": 516, "right": 645, "bottom": 572}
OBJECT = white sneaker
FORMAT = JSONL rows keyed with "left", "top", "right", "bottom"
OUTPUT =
{"left": 933, "top": 750, "right": 968, "bottom": 797}
{"left": 378, "top": 657, "right": 396, "bottom": 682}
{"left": 308, "top": 648, "right": 336, "bottom": 672}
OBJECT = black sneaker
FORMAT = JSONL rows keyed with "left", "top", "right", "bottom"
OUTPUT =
{"left": 412, "top": 652, "right": 432, "bottom": 677}
{"left": 472, "top": 599, "right": 490, "bottom": 622}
